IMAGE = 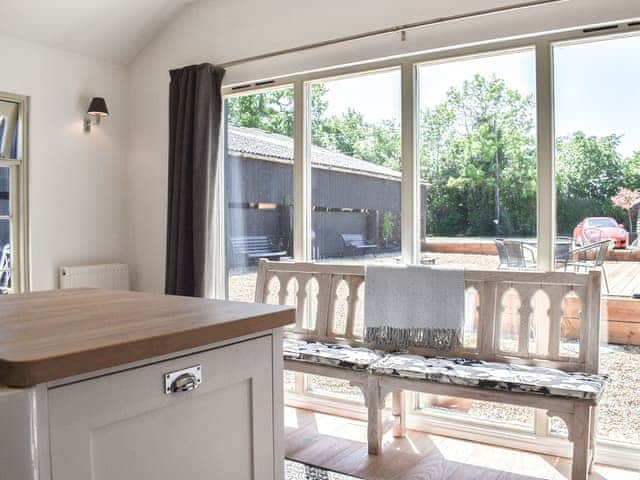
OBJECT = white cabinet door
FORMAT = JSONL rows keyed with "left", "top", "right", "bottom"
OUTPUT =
{"left": 48, "top": 335, "right": 275, "bottom": 480}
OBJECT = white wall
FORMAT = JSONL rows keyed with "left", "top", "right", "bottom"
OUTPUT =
{"left": 0, "top": 33, "right": 129, "bottom": 291}
{"left": 127, "top": 0, "right": 640, "bottom": 293}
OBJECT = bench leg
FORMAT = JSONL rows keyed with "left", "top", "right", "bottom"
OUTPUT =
{"left": 365, "top": 377, "right": 383, "bottom": 455}
{"left": 588, "top": 407, "right": 597, "bottom": 473}
{"left": 570, "top": 405, "right": 591, "bottom": 480}
{"left": 548, "top": 405, "right": 592, "bottom": 480}
{"left": 392, "top": 390, "right": 406, "bottom": 438}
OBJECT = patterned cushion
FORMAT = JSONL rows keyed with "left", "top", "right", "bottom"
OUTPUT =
{"left": 370, "top": 354, "right": 607, "bottom": 401}
{"left": 283, "top": 339, "right": 384, "bottom": 370}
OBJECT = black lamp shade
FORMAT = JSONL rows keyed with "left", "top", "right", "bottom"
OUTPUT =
{"left": 87, "top": 97, "right": 109, "bottom": 117}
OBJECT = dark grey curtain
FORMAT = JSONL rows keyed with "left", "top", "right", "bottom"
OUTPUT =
{"left": 165, "top": 63, "right": 225, "bottom": 297}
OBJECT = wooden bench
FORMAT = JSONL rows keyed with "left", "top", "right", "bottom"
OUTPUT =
{"left": 340, "top": 233, "right": 378, "bottom": 257}
{"left": 255, "top": 260, "right": 605, "bottom": 480}
{"left": 230, "top": 236, "right": 288, "bottom": 267}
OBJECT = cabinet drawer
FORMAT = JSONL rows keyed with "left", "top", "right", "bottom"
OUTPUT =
{"left": 48, "top": 335, "right": 274, "bottom": 480}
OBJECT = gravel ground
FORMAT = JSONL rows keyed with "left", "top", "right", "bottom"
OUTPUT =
{"left": 232, "top": 254, "right": 640, "bottom": 445}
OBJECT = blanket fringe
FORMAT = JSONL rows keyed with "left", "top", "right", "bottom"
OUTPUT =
{"left": 365, "top": 326, "right": 462, "bottom": 350}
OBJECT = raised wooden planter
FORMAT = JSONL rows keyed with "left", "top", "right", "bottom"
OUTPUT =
{"left": 604, "top": 297, "right": 640, "bottom": 346}
{"left": 422, "top": 238, "right": 640, "bottom": 261}
{"left": 422, "top": 239, "right": 498, "bottom": 255}
{"left": 518, "top": 296, "right": 640, "bottom": 347}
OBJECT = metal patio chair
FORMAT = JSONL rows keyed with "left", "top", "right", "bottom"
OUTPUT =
{"left": 503, "top": 240, "right": 537, "bottom": 270}
{"left": 495, "top": 239, "right": 509, "bottom": 269}
{"left": 554, "top": 236, "right": 573, "bottom": 264}
{"left": 557, "top": 239, "right": 610, "bottom": 293}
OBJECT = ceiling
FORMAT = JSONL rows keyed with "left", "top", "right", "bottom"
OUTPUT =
{"left": 0, "top": 0, "right": 625, "bottom": 67}
{"left": 0, "top": 0, "right": 195, "bottom": 65}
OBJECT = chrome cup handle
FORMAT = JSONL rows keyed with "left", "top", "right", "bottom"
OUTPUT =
{"left": 164, "top": 365, "right": 202, "bottom": 394}
{"left": 170, "top": 373, "right": 198, "bottom": 393}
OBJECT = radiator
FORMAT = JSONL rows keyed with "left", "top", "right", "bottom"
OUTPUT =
{"left": 59, "top": 263, "right": 130, "bottom": 290}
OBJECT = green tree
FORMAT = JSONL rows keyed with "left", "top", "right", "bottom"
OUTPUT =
{"left": 227, "top": 76, "right": 639, "bottom": 239}
{"left": 555, "top": 132, "right": 628, "bottom": 234}
{"left": 556, "top": 132, "right": 624, "bottom": 200}
{"left": 420, "top": 75, "right": 537, "bottom": 237}
{"left": 623, "top": 150, "right": 640, "bottom": 189}
{"left": 226, "top": 88, "right": 294, "bottom": 136}
{"left": 226, "top": 84, "right": 330, "bottom": 138}
{"left": 227, "top": 84, "right": 401, "bottom": 170}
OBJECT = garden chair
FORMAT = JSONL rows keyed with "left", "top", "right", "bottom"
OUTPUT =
{"left": 503, "top": 239, "right": 537, "bottom": 270}
{"left": 555, "top": 236, "right": 573, "bottom": 263}
{"left": 494, "top": 238, "right": 509, "bottom": 269}
{"left": 340, "top": 233, "right": 378, "bottom": 257}
{"left": 557, "top": 239, "right": 610, "bottom": 293}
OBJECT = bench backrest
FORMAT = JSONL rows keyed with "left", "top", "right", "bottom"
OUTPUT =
{"left": 231, "top": 236, "right": 275, "bottom": 254}
{"left": 255, "top": 260, "right": 602, "bottom": 374}
{"left": 340, "top": 234, "right": 369, "bottom": 246}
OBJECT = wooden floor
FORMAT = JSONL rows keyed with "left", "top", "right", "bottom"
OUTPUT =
{"left": 285, "top": 407, "right": 640, "bottom": 480}
{"left": 605, "top": 262, "right": 640, "bottom": 297}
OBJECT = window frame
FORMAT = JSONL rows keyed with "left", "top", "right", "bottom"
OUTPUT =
{"left": 217, "top": 23, "right": 640, "bottom": 470}
{"left": 0, "top": 91, "right": 29, "bottom": 294}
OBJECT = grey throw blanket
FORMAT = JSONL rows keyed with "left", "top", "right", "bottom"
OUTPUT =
{"left": 364, "top": 264, "right": 464, "bottom": 349}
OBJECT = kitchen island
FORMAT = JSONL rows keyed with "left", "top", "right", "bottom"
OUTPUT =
{"left": 0, "top": 288, "right": 295, "bottom": 480}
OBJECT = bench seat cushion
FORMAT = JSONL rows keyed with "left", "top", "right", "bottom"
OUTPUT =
{"left": 284, "top": 339, "right": 383, "bottom": 370}
{"left": 370, "top": 354, "right": 607, "bottom": 401}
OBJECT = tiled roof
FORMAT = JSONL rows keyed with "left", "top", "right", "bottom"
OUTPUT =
{"left": 227, "top": 125, "right": 401, "bottom": 180}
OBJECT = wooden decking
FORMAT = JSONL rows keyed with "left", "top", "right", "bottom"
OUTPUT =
{"left": 285, "top": 407, "right": 640, "bottom": 480}
{"left": 605, "top": 262, "right": 640, "bottom": 297}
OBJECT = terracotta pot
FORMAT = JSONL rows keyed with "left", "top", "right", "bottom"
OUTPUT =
{"left": 426, "top": 394, "right": 473, "bottom": 412}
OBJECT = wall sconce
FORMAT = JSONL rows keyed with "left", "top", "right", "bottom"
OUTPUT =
{"left": 84, "top": 97, "right": 109, "bottom": 132}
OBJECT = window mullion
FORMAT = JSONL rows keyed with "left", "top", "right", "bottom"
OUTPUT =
{"left": 401, "top": 62, "right": 419, "bottom": 264}
{"left": 214, "top": 101, "right": 227, "bottom": 299}
{"left": 293, "top": 80, "right": 311, "bottom": 262}
{"left": 535, "top": 40, "right": 556, "bottom": 273}
{"left": 534, "top": 39, "right": 555, "bottom": 439}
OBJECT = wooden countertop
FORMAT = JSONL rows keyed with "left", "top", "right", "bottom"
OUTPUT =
{"left": 0, "top": 289, "right": 295, "bottom": 387}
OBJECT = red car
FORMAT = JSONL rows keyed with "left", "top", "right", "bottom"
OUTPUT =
{"left": 573, "top": 217, "right": 628, "bottom": 248}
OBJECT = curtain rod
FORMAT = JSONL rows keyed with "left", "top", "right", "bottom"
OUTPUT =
{"left": 218, "top": 0, "right": 568, "bottom": 69}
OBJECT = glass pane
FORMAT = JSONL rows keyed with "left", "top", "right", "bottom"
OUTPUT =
{"left": 0, "top": 99, "right": 20, "bottom": 160}
{"left": 224, "top": 88, "right": 294, "bottom": 302}
{"left": 305, "top": 374, "right": 364, "bottom": 403}
{"left": 0, "top": 167, "right": 9, "bottom": 216}
{"left": 415, "top": 394, "right": 535, "bottom": 431}
{"left": 553, "top": 35, "right": 640, "bottom": 445}
{"left": 0, "top": 218, "right": 10, "bottom": 294}
{"left": 418, "top": 49, "right": 537, "bottom": 270}
{"left": 310, "top": 69, "right": 402, "bottom": 266}
{"left": 415, "top": 49, "right": 537, "bottom": 428}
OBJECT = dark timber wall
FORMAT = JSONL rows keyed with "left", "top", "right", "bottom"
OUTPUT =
{"left": 0, "top": 168, "right": 9, "bottom": 248}
{"left": 225, "top": 154, "right": 427, "bottom": 267}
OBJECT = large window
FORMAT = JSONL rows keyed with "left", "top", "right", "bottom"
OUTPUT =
{"left": 418, "top": 49, "right": 537, "bottom": 270}
{"left": 553, "top": 35, "right": 640, "bottom": 445}
{"left": 224, "top": 87, "right": 294, "bottom": 302}
{"left": 0, "top": 94, "right": 27, "bottom": 294}
{"left": 310, "top": 69, "right": 402, "bottom": 266}
{"left": 220, "top": 25, "right": 640, "bottom": 466}
{"left": 414, "top": 49, "right": 537, "bottom": 429}
{"left": 299, "top": 70, "right": 402, "bottom": 400}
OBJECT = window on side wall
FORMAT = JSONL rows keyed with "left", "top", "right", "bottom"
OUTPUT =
{"left": 0, "top": 94, "right": 28, "bottom": 294}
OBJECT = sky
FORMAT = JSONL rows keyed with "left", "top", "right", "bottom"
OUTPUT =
{"left": 320, "top": 35, "right": 640, "bottom": 158}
